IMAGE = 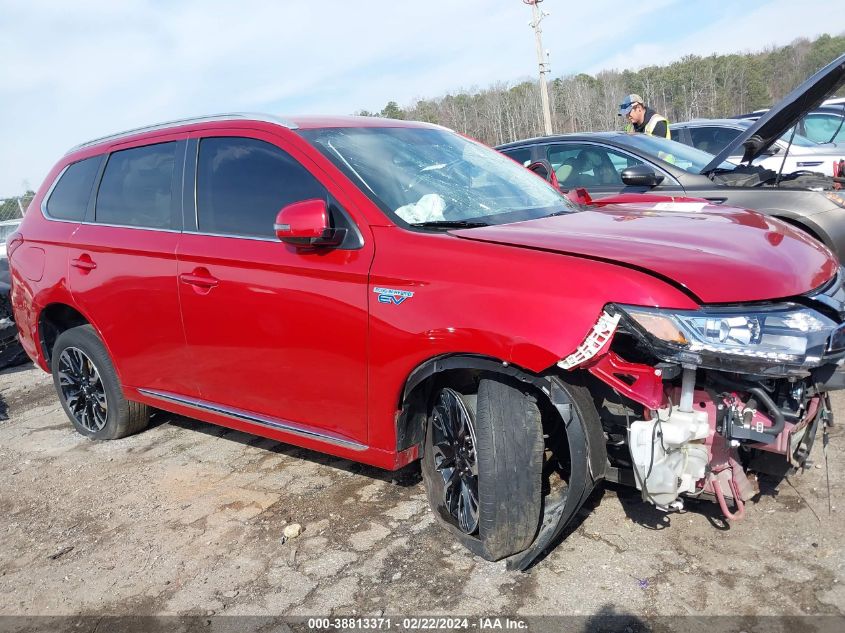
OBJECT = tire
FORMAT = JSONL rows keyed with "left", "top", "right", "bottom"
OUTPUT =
{"left": 422, "top": 375, "right": 544, "bottom": 561}
{"left": 51, "top": 324, "right": 148, "bottom": 440}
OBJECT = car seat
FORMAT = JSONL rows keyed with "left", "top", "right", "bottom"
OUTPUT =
{"left": 555, "top": 157, "right": 579, "bottom": 185}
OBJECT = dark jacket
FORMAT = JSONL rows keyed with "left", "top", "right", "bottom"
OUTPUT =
{"left": 633, "top": 108, "right": 669, "bottom": 138}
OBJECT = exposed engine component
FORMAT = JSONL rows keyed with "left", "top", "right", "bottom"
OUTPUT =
{"left": 628, "top": 407, "right": 709, "bottom": 509}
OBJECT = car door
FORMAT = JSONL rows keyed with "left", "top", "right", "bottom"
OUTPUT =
{"left": 67, "top": 139, "right": 197, "bottom": 396}
{"left": 543, "top": 142, "right": 683, "bottom": 199}
{"left": 176, "top": 130, "right": 372, "bottom": 445}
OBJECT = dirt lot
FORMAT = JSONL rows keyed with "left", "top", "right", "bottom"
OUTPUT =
{"left": 0, "top": 362, "right": 844, "bottom": 628}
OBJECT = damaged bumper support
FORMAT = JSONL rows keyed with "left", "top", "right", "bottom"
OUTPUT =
{"left": 559, "top": 297, "right": 844, "bottom": 524}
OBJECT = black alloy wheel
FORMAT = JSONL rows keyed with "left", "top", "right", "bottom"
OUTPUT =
{"left": 51, "top": 324, "right": 149, "bottom": 440}
{"left": 430, "top": 387, "right": 479, "bottom": 534}
{"left": 57, "top": 346, "right": 108, "bottom": 432}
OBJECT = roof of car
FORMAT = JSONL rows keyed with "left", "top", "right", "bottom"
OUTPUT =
{"left": 671, "top": 118, "right": 751, "bottom": 128}
{"left": 67, "top": 113, "right": 439, "bottom": 154}
{"left": 495, "top": 131, "right": 626, "bottom": 149}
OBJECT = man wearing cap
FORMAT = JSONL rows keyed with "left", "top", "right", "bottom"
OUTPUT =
{"left": 619, "top": 94, "right": 670, "bottom": 138}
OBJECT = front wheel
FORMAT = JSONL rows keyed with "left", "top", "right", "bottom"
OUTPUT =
{"left": 51, "top": 325, "right": 149, "bottom": 440}
{"left": 422, "top": 376, "right": 544, "bottom": 561}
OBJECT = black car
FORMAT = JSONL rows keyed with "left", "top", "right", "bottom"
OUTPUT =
{"left": 497, "top": 53, "right": 845, "bottom": 261}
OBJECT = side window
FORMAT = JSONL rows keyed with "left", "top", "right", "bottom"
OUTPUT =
{"left": 546, "top": 145, "right": 579, "bottom": 172}
{"left": 96, "top": 142, "right": 177, "bottom": 229}
{"left": 547, "top": 144, "right": 643, "bottom": 188}
{"left": 500, "top": 147, "right": 532, "bottom": 166}
{"left": 689, "top": 126, "right": 740, "bottom": 155}
{"left": 803, "top": 114, "right": 845, "bottom": 143}
{"left": 45, "top": 156, "right": 102, "bottom": 221}
{"left": 196, "top": 137, "right": 327, "bottom": 238}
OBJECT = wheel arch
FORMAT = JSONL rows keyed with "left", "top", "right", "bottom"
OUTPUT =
{"left": 395, "top": 354, "right": 542, "bottom": 453}
{"left": 396, "top": 353, "right": 606, "bottom": 478}
{"left": 38, "top": 302, "right": 94, "bottom": 365}
{"left": 772, "top": 214, "right": 825, "bottom": 243}
{"left": 398, "top": 352, "right": 609, "bottom": 570}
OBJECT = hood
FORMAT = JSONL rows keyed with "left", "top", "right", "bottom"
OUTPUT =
{"left": 702, "top": 53, "right": 845, "bottom": 174}
{"left": 451, "top": 203, "right": 837, "bottom": 304}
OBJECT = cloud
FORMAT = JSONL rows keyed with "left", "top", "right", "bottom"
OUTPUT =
{"left": 588, "top": 0, "right": 841, "bottom": 73}
{"left": 1, "top": 0, "right": 843, "bottom": 196}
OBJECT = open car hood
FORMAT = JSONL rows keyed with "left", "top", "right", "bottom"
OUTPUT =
{"left": 701, "top": 52, "right": 845, "bottom": 174}
{"left": 451, "top": 203, "right": 837, "bottom": 304}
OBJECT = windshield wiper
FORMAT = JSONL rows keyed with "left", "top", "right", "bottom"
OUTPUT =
{"left": 409, "top": 220, "right": 490, "bottom": 229}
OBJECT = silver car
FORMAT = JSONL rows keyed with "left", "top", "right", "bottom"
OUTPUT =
{"left": 671, "top": 118, "right": 845, "bottom": 177}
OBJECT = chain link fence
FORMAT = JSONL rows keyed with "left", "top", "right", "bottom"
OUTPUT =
{"left": 0, "top": 194, "right": 35, "bottom": 222}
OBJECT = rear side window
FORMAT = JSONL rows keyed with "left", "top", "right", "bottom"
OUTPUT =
{"left": 96, "top": 142, "right": 177, "bottom": 229}
{"left": 501, "top": 147, "right": 532, "bottom": 166}
{"left": 688, "top": 126, "right": 741, "bottom": 155}
{"left": 196, "top": 137, "right": 326, "bottom": 238}
{"left": 45, "top": 156, "right": 102, "bottom": 221}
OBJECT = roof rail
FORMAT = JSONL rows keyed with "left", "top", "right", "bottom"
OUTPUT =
{"left": 66, "top": 112, "right": 298, "bottom": 154}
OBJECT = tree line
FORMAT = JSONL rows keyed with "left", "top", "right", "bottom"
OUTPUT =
{"left": 360, "top": 33, "right": 845, "bottom": 147}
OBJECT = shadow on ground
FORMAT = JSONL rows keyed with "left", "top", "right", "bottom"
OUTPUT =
{"left": 153, "top": 409, "right": 423, "bottom": 487}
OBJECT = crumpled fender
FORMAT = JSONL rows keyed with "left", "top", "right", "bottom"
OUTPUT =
{"left": 505, "top": 375, "right": 606, "bottom": 571}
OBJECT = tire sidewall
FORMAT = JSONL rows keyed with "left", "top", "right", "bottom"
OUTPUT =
{"left": 421, "top": 379, "right": 544, "bottom": 561}
{"left": 51, "top": 326, "right": 125, "bottom": 440}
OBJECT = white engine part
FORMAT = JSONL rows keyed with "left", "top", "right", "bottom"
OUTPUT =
{"left": 628, "top": 408, "right": 711, "bottom": 508}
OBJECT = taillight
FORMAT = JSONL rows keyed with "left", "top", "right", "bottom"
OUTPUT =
{"left": 6, "top": 231, "right": 23, "bottom": 259}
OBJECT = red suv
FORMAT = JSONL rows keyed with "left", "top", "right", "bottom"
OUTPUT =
{"left": 8, "top": 114, "right": 844, "bottom": 569}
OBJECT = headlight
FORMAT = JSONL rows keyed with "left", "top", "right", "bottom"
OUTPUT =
{"left": 614, "top": 303, "right": 841, "bottom": 375}
{"left": 824, "top": 191, "right": 845, "bottom": 209}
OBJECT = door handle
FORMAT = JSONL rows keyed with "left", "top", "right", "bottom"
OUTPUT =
{"left": 179, "top": 271, "right": 219, "bottom": 289}
{"left": 704, "top": 197, "right": 727, "bottom": 204}
{"left": 71, "top": 255, "right": 97, "bottom": 271}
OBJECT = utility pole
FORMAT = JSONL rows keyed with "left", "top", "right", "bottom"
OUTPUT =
{"left": 524, "top": 0, "right": 553, "bottom": 135}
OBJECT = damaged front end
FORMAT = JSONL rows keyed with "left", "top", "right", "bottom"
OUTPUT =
{"left": 563, "top": 271, "right": 845, "bottom": 520}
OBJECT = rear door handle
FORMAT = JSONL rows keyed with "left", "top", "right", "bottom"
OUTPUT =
{"left": 179, "top": 271, "right": 219, "bottom": 289}
{"left": 71, "top": 255, "right": 97, "bottom": 271}
{"left": 704, "top": 197, "right": 727, "bottom": 204}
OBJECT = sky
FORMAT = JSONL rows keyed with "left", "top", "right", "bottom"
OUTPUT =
{"left": 1, "top": 0, "right": 844, "bottom": 198}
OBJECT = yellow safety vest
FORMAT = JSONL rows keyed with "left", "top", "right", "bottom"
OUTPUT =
{"left": 625, "top": 113, "right": 671, "bottom": 138}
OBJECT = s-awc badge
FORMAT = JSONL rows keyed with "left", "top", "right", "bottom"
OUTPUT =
{"left": 373, "top": 287, "right": 415, "bottom": 305}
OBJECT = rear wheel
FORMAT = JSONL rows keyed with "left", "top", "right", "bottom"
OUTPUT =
{"left": 51, "top": 325, "right": 148, "bottom": 440}
{"left": 422, "top": 375, "right": 545, "bottom": 561}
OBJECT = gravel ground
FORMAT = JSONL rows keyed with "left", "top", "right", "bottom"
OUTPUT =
{"left": 0, "top": 362, "right": 843, "bottom": 630}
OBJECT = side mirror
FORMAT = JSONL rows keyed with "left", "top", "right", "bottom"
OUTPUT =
{"left": 274, "top": 199, "right": 346, "bottom": 248}
{"left": 621, "top": 164, "right": 664, "bottom": 187}
{"left": 526, "top": 160, "right": 560, "bottom": 189}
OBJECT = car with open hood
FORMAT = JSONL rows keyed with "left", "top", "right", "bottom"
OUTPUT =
{"left": 498, "top": 53, "right": 845, "bottom": 262}
{"left": 8, "top": 113, "right": 845, "bottom": 570}
{"left": 670, "top": 117, "right": 844, "bottom": 176}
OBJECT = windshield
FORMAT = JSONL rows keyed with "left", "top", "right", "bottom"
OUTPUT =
{"left": 299, "top": 127, "right": 575, "bottom": 227}
{"left": 615, "top": 134, "right": 735, "bottom": 173}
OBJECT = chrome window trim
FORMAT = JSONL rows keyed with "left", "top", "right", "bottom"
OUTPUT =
{"left": 41, "top": 217, "right": 183, "bottom": 233}
{"left": 39, "top": 164, "right": 71, "bottom": 220}
{"left": 66, "top": 113, "right": 299, "bottom": 155}
{"left": 138, "top": 389, "right": 367, "bottom": 451}
{"left": 183, "top": 230, "right": 279, "bottom": 242}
